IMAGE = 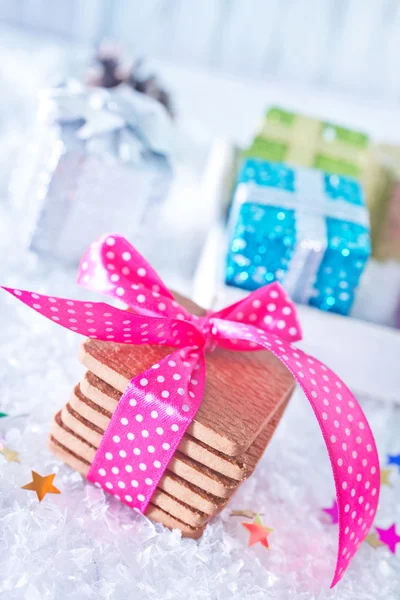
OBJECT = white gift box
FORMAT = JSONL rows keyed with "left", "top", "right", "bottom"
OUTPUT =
{"left": 17, "top": 81, "right": 174, "bottom": 265}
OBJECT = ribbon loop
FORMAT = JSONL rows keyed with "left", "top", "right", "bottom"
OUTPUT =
{"left": 77, "top": 233, "right": 193, "bottom": 321}
{"left": 211, "top": 282, "right": 302, "bottom": 343}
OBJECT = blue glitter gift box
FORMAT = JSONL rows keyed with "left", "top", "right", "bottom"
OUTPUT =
{"left": 225, "top": 158, "right": 371, "bottom": 315}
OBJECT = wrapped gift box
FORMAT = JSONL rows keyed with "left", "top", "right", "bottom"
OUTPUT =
{"left": 371, "top": 144, "right": 400, "bottom": 262}
{"left": 49, "top": 313, "right": 294, "bottom": 537}
{"left": 4, "top": 232, "right": 381, "bottom": 583}
{"left": 225, "top": 158, "right": 371, "bottom": 316}
{"left": 245, "top": 106, "right": 370, "bottom": 179}
{"left": 18, "top": 81, "right": 173, "bottom": 265}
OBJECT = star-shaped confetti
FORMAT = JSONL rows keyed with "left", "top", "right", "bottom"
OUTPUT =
{"left": 322, "top": 499, "right": 338, "bottom": 524}
{"left": 365, "top": 532, "right": 384, "bottom": 549}
{"left": 376, "top": 524, "right": 400, "bottom": 554}
{"left": 380, "top": 468, "right": 393, "bottom": 487}
{"left": 0, "top": 446, "right": 20, "bottom": 463}
{"left": 242, "top": 514, "right": 273, "bottom": 548}
{"left": 387, "top": 454, "right": 400, "bottom": 471}
{"left": 21, "top": 471, "right": 61, "bottom": 502}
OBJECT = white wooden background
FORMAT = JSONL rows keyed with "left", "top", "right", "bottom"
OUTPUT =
{"left": 1, "top": 0, "right": 400, "bottom": 104}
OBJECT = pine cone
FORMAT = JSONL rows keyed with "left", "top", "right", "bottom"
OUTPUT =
{"left": 87, "top": 46, "right": 174, "bottom": 117}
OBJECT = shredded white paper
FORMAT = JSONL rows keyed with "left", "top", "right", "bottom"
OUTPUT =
{"left": 0, "top": 275, "right": 399, "bottom": 599}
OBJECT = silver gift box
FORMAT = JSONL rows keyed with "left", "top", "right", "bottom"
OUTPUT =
{"left": 22, "top": 80, "right": 173, "bottom": 265}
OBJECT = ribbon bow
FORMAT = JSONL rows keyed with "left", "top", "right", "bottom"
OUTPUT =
{"left": 43, "top": 81, "right": 173, "bottom": 156}
{"left": 3, "top": 234, "right": 380, "bottom": 587}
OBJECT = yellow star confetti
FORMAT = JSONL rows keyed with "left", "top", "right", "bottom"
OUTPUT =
{"left": 380, "top": 468, "right": 393, "bottom": 487}
{"left": 21, "top": 470, "right": 61, "bottom": 502}
{"left": 0, "top": 446, "right": 20, "bottom": 463}
{"left": 230, "top": 509, "right": 264, "bottom": 519}
{"left": 365, "top": 532, "right": 384, "bottom": 549}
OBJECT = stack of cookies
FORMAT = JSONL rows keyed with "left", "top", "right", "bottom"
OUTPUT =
{"left": 49, "top": 297, "right": 295, "bottom": 538}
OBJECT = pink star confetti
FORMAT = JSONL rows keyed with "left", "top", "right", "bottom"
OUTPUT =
{"left": 322, "top": 500, "right": 338, "bottom": 524}
{"left": 376, "top": 524, "right": 400, "bottom": 554}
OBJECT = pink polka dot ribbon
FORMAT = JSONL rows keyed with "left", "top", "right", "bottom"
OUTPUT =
{"left": 2, "top": 233, "right": 380, "bottom": 587}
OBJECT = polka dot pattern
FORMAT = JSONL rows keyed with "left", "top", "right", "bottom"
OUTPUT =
{"left": 211, "top": 318, "right": 380, "bottom": 587}
{"left": 76, "top": 234, "right": 194, "bottom": 321}
{"left": 2, "top": 289, "right": 203, "bottom": 348}
{"left": 88, "top": 347, "right": 205, "bottom": 514}
{"left": 2, "top": 234, "right": 379, "bottom": 587}
{"left": 212, "top": 281, "right": 302, "bottom": 345}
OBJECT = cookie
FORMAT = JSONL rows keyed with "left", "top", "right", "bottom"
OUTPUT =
{"left": 48, "top": 291, "right": 295, "bottom": 536}
{"left": 79, "top": 338, "right": 294, "bottom": 456}
{"left": 79, "top": 371, "right": 292, "bottom": 480}
{"left": 48, "top": 436, "right": 205, "bottom": 539}
{"left": 65, "top": 381, "right": 290, "bottom": 495}
{"left": 50, "top": 389, "right": 289, "bottom": 521}
{"left": 51, "top": 410, "right": 231, "bottom": 513}
{"left": 50, "top": 411, "right": 222, "bottom": 527}
{"left": 60, "top": 399, "right": 239, "bottom": 499}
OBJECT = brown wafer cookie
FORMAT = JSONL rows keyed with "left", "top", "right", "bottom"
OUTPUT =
{"left": 65, "top": 383, "right": 291, "bottom": 497}
{"left": 50, "top": 393, "right": 289, "bottom": 533}
{"left": 79, "top": 339, "right": 295, "bottom": 456}
{"left": 48, "top": 292, "right": 295, "bottom": 535}
{"left": 61, "top": 403, "right": 240, "bottom": 498}
{"left": 61, "top": 398, "right": 238, "bottom": 499}
{"left": 48, "top": 436, "right": 205, "bottom": 539}
{"left": 51, "top": 384, "right": 289, "bottom": 519}
{"left": 50, "top": 412, "right": 214, "bottom": 527}
{"left": 51, "top": 410, "right": 231, "bottom": 515}
{"left": 79, "top": 372, "right": 292, "bottom": 480}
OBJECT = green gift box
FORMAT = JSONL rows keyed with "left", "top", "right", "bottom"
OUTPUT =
{"left": 244, "top": 106, "right": 370, "bottom": 179}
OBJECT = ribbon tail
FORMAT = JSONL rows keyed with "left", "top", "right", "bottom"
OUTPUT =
{"left": 2, "top": 287, "right": 203, "bottom": 347}
{"left": 88, "top": 346, "right": 206, "bottom": 514}
{"left": 212, "top": 319, "right": 380, "bottom": 587}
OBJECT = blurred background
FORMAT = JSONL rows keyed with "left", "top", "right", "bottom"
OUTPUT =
{"left": 2, "top": 0, "right": 400, "bottom": 102}
{"left": 1, "top": 7, "right": 400, "bottom": 600}
{"left": 1, "top": 0, "right": 400, "bottom": 337}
